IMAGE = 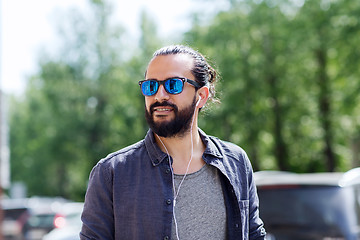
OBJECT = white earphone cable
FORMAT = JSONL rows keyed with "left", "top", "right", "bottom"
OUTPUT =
{"left": 156, "top": 98, "right": 199, "bottom": 240}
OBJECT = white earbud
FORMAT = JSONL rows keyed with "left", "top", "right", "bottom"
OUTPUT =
{"left": 196, "top": 96, "right": 202, "bottom": 107}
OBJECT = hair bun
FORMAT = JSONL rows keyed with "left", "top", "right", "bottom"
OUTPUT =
{"left": 208, "top": 66, "right": 216, "bottom": 83}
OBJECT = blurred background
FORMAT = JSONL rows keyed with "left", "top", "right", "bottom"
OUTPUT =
{"left": 1, "top": 0, "right": 360, "bottom": 239}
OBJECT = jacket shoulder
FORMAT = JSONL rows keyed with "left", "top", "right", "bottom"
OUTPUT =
{"left": 93, "top": 139, "right": 145, "bottom": 169}
{"left": 208, "top": 135, "right": 252, "bottom": 172}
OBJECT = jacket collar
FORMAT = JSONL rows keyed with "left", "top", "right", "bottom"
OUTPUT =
{"left": 144, "top": 128, "right": 223, "bottom": 167}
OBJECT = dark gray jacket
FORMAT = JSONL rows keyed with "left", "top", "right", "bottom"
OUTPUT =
{"left": 80, "top": 129, "right": 266, "bottom": 240}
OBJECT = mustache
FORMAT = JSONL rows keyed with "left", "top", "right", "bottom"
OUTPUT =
{"left": 150, "top": 101, "right": 178, "bottom": 114}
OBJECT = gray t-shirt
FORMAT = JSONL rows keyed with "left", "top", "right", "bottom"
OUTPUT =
{"left": 171, "top": 164, "right": 227, "bottom": 240}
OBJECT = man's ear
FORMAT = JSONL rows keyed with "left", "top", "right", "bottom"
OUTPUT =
{"left": 196, "top": 86, "right": 209, "bottom": 108}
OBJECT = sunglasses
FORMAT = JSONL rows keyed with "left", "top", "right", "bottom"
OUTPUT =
{"left": 138, "top": 77, "right": 201, "bottom": 96}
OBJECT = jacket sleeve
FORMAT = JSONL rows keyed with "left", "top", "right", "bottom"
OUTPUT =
{"left": 248, "top": 165, "right": 267, "bottom": 240}
{"left": 80, "top": 162, "right": 115, "bottom": 240}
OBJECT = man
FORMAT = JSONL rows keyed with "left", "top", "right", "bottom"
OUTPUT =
{"left": 80, "top": 45, "right": 266, "bottom": 240}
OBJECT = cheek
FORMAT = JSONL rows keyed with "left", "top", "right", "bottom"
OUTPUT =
{"left": 145, "top": 98, "right": 152, "bottom": 111}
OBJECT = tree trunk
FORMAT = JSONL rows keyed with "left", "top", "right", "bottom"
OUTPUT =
{"left": 315, "top": 47, "right": 336, "bottom": 171}
{"left": 269, "top": 76, "right": 289, "bottom": 171}
{"left": 351, "top": 135, "right": 360, "bottom": 168}
{"left": 264, "top": 36, "right": 289, "bottom": 171}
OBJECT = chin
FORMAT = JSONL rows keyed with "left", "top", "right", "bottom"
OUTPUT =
{"left": 154, "top": 115, "right": 174, "bottom": 122}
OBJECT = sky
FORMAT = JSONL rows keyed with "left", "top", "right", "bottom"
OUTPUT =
{"left": 0, "top": 0, "right": 210, "bottom": 95}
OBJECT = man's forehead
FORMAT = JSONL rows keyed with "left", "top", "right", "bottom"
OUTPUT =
{"left": 146, "top": 54, "right": 194, "bottom": 78}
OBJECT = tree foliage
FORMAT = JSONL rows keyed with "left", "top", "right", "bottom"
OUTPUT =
{"left": 8, "top": 0, "right": 360, "bottom": 200}
{"left": 186, "top": 0, "right": 360, "bottom": 172}
{"left": 9, "top": 0, "right": 160, "bottom": 200}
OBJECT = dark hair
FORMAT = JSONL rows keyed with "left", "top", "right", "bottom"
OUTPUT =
{"left": 151, "top": 45, "right": 219, "bottom": 104}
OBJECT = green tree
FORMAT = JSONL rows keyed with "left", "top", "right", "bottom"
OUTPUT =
{"left": 9, "top": 0, "right": 360, "bottom": 201}
{"left": 293, "top": 0, "right": 360, "bottom": 171}
{"left": 186, "top": 1, "right": 299, "bottom": 171}
{"left": 9, "top": 0, "right": 155, "bottom": 200}
{"left": 185, "top": 0, "right": 360, "bottom": 172}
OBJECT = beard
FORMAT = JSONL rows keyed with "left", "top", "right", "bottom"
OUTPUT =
{"left": 145, "top": 96, "right": 196, "bottom": 138}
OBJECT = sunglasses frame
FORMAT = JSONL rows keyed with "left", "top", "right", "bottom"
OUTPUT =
{"left": 138, "top": 77, "right": 201, "bottom": 96}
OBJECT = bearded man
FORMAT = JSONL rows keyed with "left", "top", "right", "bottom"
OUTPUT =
{"left": 80, "top": 45, "right": 266, "bottom": 240}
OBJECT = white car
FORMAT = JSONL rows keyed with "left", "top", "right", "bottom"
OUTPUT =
{"left": 42, "top": 202, "right": 84, "bottom": 240}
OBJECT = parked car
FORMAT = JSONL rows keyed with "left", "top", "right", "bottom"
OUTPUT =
{"left": 23, "top": 198, "right": 79, "bottom": 240}
{"left": 2, "top": 198, "right": 30, "bottom": 240}
{"left": 1, "top": 196, "right": 72, "bottom": 240}
{"left": 42, "top": 202, "right": 84, "bottom": 240}
{"left": 255, "top": 168, "right": 360, "bottom": 240}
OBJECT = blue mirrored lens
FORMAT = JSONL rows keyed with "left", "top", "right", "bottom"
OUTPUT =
{"left": 142, "top": 80, "right": 158, "bottom": 96}
{"left": 165, "top": 79, "right": 183, "bottom": 94}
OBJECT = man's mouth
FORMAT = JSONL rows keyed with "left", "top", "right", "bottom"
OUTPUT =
{"left": 153, "top": 107, "right": 174, "bottom": 117}
{"left": 154, "top": 108, "right": 173, "bottom": 112}
{"left": 150, "top": 102, "right": 178, "bottom": 115}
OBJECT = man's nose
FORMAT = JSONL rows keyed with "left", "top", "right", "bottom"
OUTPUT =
{"left": 155, "top": 85, "right": 170, "bottom": 102}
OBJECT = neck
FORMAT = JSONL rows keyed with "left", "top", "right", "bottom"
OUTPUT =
{"left": 155, "top": 125, "right": 205, "bottom": 174}
{"left": 155, "top": 124, "right": 198, "bottom": 156}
